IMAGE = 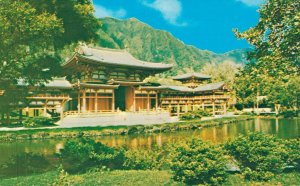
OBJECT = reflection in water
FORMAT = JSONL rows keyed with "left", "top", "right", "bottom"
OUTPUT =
{"left": 0, "top": 118, "right": 299, "bottom": 178}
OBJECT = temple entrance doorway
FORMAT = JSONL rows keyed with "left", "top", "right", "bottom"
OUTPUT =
{"left": 115, "top": 86, "right": 126, "bottom": 111}
{"left": 114, "top": 86, "right": 135, "bottom": 111}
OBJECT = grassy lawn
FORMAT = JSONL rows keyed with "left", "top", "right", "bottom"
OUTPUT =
{"left": 0, "top": 170, "right": 182, "bottom": 186}
{"left": 0, "top": 170, "right": 299, "bottom": 186}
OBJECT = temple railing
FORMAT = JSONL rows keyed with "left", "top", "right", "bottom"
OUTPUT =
{"left": 63, "top": 108, "right": 169, "bottom": 117}
{"left": 161, "top": 95, "right": 230, "bottom": 101}
{"left": 27, "top": 94, "right": 71, "bottom": 100}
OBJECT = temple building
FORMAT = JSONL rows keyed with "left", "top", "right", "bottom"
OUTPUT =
{"left": 140, "top": 72, "right": 230, "bottom": 116}
{"left": 0, "top": 46, "right": 231, "bottom": 126}
{"left": 62, "top": 46, "right": 172, "bottom": 114}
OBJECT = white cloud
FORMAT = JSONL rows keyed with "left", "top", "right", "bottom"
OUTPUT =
{"left": 94, "top": 5, "right": 127, "bottom": 18}
{"left": 236, "top": 0, "right": 265, "bottom": 7}
{"left": 143, "top": 0, "right": 187, "bottom": 26}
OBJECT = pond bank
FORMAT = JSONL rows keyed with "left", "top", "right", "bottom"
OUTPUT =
{"left": 1, "top": 169, "right": 299, "bottom": 186}
{"left": 0, "top": 116, "right": 253, "bottom": 142}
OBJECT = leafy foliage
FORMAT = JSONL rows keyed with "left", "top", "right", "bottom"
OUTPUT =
{"left": 171, "top": 138, "right": 228, "bottom": 185}
{"left": 234, "top": 0, "right": 300, "bottom": 110}
{"left": 224, "top": 133, "right": 291, "bottom": 181}
{"left": 123, "top": 147, "right": 167, "bottom": 170}
{"left": 59, "top": 139, "right": 124, "bottom": 173}
{"left": 284, "top": 139, "right": 300, "bottom": 171}
{"left": 180, "top": 109, "right": 212, "bottom": 120}
{"left": 0, "top": 0, "right": 63, "bottom": 85}
{"left": 22, "top": 116, "right": 55, "bottom": 128}
{"left": 0, "top": 0, "right": 100, "bottom": 115}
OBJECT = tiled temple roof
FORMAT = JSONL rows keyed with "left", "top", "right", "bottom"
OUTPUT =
{"left": 140, "top": 82, "right": 225, "bottom": 93}
{"left": 17, "top": 77, "right": 73, "bottom": 89}
{"left": 172, "top": 72, "right": 211, "bottom": 81}
{"left": 193, "top": 82, "right": 225, "bottom": 92}
{"left": 63, "top": 46, "right": 173, "bottom": 71}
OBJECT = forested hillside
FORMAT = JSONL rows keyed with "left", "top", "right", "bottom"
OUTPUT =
{"left": 97, "top": 17, "right": 249, "bottom": 75}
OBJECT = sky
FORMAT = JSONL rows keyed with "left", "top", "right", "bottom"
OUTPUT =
{"left": 93, "top": 0, "right": 265, "bottom": 53}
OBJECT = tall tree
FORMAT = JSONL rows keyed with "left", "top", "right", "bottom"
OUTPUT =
{"left": 0, "top": 0, "right": 100, "bottom": 122}
{"left": 0, "top": 0, "right": 100, "bottom": 86}
{"left": 234, "top": 0, "right": 300, "bottom": 110}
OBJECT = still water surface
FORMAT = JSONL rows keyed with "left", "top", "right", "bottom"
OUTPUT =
{"left": 0, "top": 118, "right": 299, "bottom": 178}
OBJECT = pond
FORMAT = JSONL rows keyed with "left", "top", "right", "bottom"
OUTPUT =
{"left": 0, "top": 118, "right": 299, "bottom": 178}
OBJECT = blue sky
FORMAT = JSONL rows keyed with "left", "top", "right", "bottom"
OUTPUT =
{"left": 93, "top": 0, "right": 265, "bottom": 53}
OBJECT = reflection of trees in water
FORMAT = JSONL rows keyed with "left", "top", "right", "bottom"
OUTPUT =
{"left": 0, "top": 152, "right": 54, "bottom": 178}
{"left": 92, "top": 119, "right": 299, "bottom": 148}
{"left": 0, "top": 118, "right": 298, "bottom": 177}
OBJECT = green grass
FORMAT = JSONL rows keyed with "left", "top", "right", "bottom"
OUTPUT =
{"left": 225, "top": 172, "right": 300, "bottom": 186}
{"left": 0, "top": 170, "right": 182, "bottom": 186}
{"left": 0, "top": 170, "right": 299, "bottom": 186}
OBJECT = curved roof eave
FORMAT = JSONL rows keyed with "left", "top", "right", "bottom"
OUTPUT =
{"left": 172, "top": 72, "right": 211, "bottom": 80}
{"left": 78, "top": 55, "right": 173, "bottom": 71}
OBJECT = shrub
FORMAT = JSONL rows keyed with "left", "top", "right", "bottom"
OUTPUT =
{"left": 224, "top": 133, "right": 288, "bottom": 181}
{"left": 127, "top": 126, "right": 138, "bottom": 134}
{"left": 59, "top": 139, "right": 124, "bottom": 173}
{"left": 123, "top": 148, "right": 164, "bottom": 170}
{"left": 123, "top": 144, "right": 178, "bottom": 170}
{"left": 284, "top": 139, "right": 300, "bottom": 171}
{"left": 280, "top": 109, "right": 297, "bottom": 118}
{"left": 22, "top": 116, "right": 54, "bottom": 128}
{"left": 171, "top": 138, "right": 228, "bottom": 185}
{"left": 180, "top": 110, "right": 212, "bottom": 120}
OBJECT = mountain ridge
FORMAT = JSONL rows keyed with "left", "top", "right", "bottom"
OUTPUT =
{"left": 97, "top": 17, "right": 249, "bottom": 75}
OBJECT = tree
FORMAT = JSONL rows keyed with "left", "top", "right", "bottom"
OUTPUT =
{"left": 0, "top": 0, "right": 100, "bottom": 86}
{"left": 201, "top": 60, "right": 241, "bottom": 86}
{"left": 0, "top": 0, "right": 100, "bottom": 123}
{"left": 234, "top": 0, "right": 300, "bottom": 110}
{"left": 0, "top": 0, "right": 63, "bottom": 85}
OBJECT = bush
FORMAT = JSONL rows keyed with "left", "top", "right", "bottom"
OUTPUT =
{"left": 280, "top": 109, "right": 297, "bottom": 118}
{"left": 284, "top": 139, "right": 300, "bottom": 171}
{"left": 171, "top": 138, "right": 228, "bottom": 185}
{"left": 123, "top": 148, "right": 165, "bottom": 170}
{"left": 224, "top": 133, "right": 288, "bottom": 181}
{"left": 180, "top": 110, "right": 212, "bottom": 120}
{"left": 123, "top": 143, "right": 178, "bottom": 170}
{"left": 23, "top": 116, "right": 54, "bottom": 128}
{"left": 59, "top": 139, "right": 125, "bottom": 173}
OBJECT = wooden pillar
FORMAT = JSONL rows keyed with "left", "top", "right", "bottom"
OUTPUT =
{"left": 147, "top": 91, "right": 150, "bottom": 112}
{"left": 95, "top": 90, "right": 98, "bottom": 112}
{"left": 25, "top": 107, "right": 29, "bottom": 117}
{"left": 43, "top": 106, "right": 47, "bottom": 116}
{"left": 112, "top": 90, "right": 115, "bottom": 112}
{"left": 223, "top": 103, "right": 227, "bottom": 115}
{"left": 212, "top": 101, "right": 215, "bottom": 116}
{"left": 88, "top": 92, "right": 93, "bottom": 111}
{"left": 202, "top": 102, "right": 205, "bottom": 110}
{"left": 133, "top": 90, "right": 136, "bottom": 112}
{"left": 60, "top": 102, "right": 65, "bottom": 120}
{"left": 77, "top": 90, "right": 81, "bottom": 113}
{"left": 82, "top": 89, "right": 86, "bottom": 112}
{"left": 185, "top": 102, "right": 188, "bottom": 113}
{"left": 155, "top": 93, "right": 158, "bottom": 111}
{"left": 43, "top": 100, "right": 47, "bottom": 116}
{"left": 177, "top": 102, "right": 180, "bottom": 117}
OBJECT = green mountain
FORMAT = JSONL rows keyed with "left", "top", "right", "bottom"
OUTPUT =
{"left": 97, "top": 17, "right": 249, "bottom": 75}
